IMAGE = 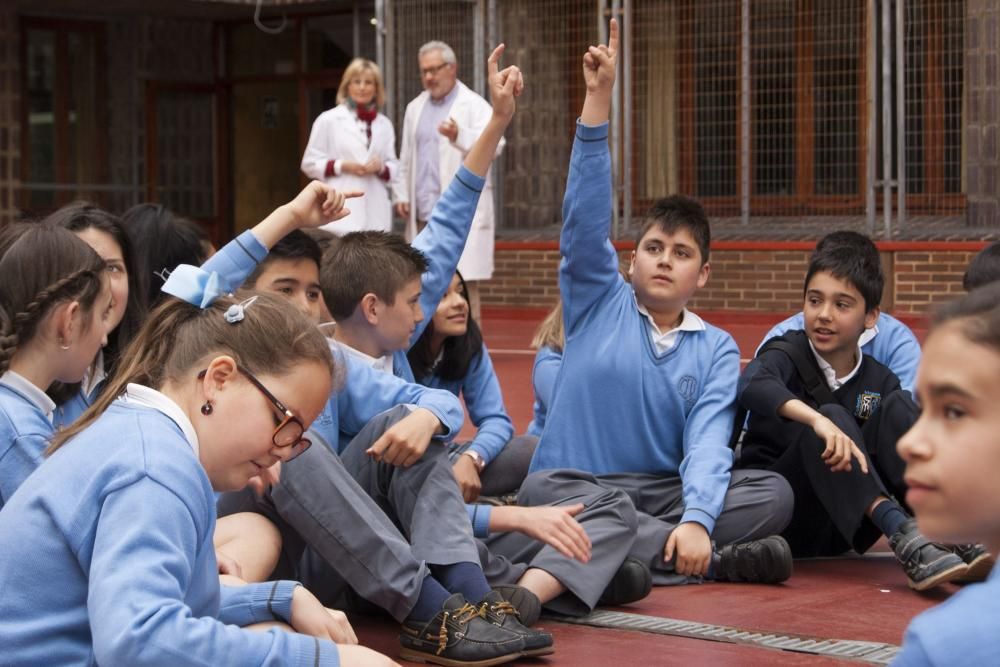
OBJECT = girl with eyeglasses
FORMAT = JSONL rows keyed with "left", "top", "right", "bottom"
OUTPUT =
{"left": 0, "top": 289, "right": 397, "bottom": 667}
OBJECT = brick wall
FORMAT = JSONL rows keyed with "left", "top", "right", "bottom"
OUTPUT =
{"left": 0, "top": 7, "right": 19, "bottom": 225}
{"left": 481, "top": 243, "right": 987, "bottom": 317}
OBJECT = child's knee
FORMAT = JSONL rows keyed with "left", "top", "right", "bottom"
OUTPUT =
{"left": 818, "top": 403, "right": 858, "bottom": 434}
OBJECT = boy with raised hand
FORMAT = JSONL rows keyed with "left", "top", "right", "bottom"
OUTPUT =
{"left": 758, "top": 231, "right": 922, "bottom": 393}
{"left": 739, "top": 245, "right": 969, "bottom": 590}
{"left": 328, "top": 46, "right": 521, "bottom": 387}
{"left": 527, "top": 19, "right": 793, "bottom": 587}
{"left": 214, "top": 222, "right": 538, "bottom": 667}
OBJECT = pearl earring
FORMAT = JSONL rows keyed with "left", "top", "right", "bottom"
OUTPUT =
{"left": 201, "top": 401, "right": 213, "bottom": 416}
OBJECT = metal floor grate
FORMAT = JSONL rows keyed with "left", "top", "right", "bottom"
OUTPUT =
{"left": 547, "top": 609, "right": 901, "bottom": 664}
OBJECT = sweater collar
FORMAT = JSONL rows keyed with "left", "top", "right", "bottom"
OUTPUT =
{"left": 121, "top": 383, "right": 200, "bottom": 456}
{"left": 0, "top": 370, "right": 56, "bottom": 423}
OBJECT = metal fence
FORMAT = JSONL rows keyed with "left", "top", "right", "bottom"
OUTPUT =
{"left": 379, "top": 0, "right": 968, "bottom": 237}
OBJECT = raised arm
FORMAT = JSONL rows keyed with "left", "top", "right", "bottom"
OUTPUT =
{"left": 410, "top": 45, "right": 523, "bottom": 343}
{"left": 202, "top": 182, "right": 362, "bottom": 292}
{"left": 559, "top": 19, "right": 624, "bottom": 331}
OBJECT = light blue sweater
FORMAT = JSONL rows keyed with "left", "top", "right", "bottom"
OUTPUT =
{"left": 528, "top": 121, "right": 739, "bottom": 534}
{"left": 893, "top": 564, "right": 1000, "bottom": 666}
{"left": 391, "top": 166, "right": 486, "bottom": 382}
{"left": 418, "top": 343, "right": 514, "bottom": 466}
{"left": 0, "top": 399, "right": 338, "bottom": 666}
{"left": 53, "top": 229, "right": 270, "bottom": 429}
{"left": 0, "top": 383, "right": 51, "bottom": 509}
{"left": 527, "top": 346, "right": 562, "bottom": 437}
{"left": 759, "top": 311, "right": 921, "bottom": 393}
{"left": 310, "top": 341, "right": 465, "bottom": 454}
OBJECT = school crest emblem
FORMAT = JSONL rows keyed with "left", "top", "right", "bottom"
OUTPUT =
{"left": 855, "top": 390, "right": 882, "bottom": 421}
{"left": 678, "top": 375, "right": 698, "bottom": 407}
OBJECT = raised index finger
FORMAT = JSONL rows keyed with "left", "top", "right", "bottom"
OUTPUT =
{"left": 487, "top": 43, "right": 505, "bottom": 79}
{"left": 607, "top": 17, "right": 619, "bottom": 53}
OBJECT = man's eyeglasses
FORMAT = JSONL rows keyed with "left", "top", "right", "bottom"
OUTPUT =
{"left": 197, "top": 366, "right": 312, "bottom": 461}
{"left": 420, "top": 61, "right": 451, "bottom": 77}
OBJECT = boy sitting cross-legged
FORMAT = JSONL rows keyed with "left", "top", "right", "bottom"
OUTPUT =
{"left": 739, "top": 242, "right": 970, "bottom": 589}
{"left": 527, "top": 19, "right": 794, "bottom": 587}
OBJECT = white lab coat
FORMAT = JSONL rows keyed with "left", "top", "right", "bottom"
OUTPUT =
{"left": 393, "top": 81, "right": 504, "bottom": 281}
{"left": 301, "top": 103, "right": 398, "bottom": 234}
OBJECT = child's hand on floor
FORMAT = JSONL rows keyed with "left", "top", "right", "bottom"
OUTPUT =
{"left": 664, "top": 521, "right": 712, "bottom": 577}
{"left": 290, "top": 586, "right": 358, "bottom": 645}
{"left": 287, "top": 181, "right": 364, "bottom": 229}
{"left": 812, "top": 416, "right": 869, "bottom": 474}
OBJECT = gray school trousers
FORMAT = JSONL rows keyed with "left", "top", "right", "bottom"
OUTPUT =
{"left": 217, "top": 405, "right": 480, "bottom": 622}
{"left": 474, "top": 469, "right": 639, "bottom": 617}
{"left": 520, "top": 468, "right": 794, "bottom": 586}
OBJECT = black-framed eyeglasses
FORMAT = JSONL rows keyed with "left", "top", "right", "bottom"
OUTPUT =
{"left": 197, "top": 366, "right": 312, "bottom": 461}
{"left": 420, "top": 61, "right": 451, "bottom": 77}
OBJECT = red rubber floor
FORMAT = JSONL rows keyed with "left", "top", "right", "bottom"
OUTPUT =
{"left": 376, "top": 308, "right": 941, "bottom": 666}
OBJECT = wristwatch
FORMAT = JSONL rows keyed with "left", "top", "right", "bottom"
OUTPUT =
{"left": 462, "top": 450, "right": 486, "bottom": 473}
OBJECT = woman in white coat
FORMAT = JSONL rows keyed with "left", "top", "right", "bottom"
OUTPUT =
{"left": 301, "top": 58, "right": 398, "bottom": 235}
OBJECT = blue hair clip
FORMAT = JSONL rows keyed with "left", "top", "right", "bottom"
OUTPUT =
{"left": 161, "top": 264, "right": 228, "bottom": 308}
{"left": 224, "top": 295, "right": 259, "bottom": 324}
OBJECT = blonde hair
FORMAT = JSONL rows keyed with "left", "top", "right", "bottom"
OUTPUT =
{"left": 531, "top": 300, "right": 564, "bottom": 352}
{"left": 48, "top": 291, "right": 336, "bottom": 455}
{"left": 337, "top": 58, "right": 385, "bottom": 108}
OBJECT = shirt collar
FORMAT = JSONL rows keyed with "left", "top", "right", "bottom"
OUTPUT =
{"left": 338, "top": 340, "right": 394, "bottom": 374}
{"left": 121, "top": 383, "right": 200, "bottom": 456}
{"left": 808, "top": 339, "right": 864, "bottom": 390}
{"left": 0, "top": 370, "right": 57, "bottom": 423}
{"left": 858, "top": 323, "right": 878, "bottom": 348}
{"left": 81, "top": 351, "right": 106, "bottom": 397}
{"left": 635, "top": 300, "right": 706, "bottom": 338}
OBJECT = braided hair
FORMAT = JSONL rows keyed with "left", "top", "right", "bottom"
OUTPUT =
{"left": 0, "top": 224, "right": 106, "bottom": 376}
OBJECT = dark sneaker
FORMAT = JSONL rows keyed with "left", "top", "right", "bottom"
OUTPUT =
{"left": 489, "top": 583, "right": 542, "bottom": 627}
{"left": 946, "top": 543, "right": 995, "bottom": 583}
{"left": 889, "top": 519, "right": 968, "bottom": 591}
{"left": 599, "top": 556, "right": 653, "bottom": 605}
{"left": 715, "top": 535, "right": 793, "bottom": 583}
{"left": 479, "top": 590, "right": 554, "bottom": 657}
{"left": 399, "top": 593, "right": 524, "bottom": 666}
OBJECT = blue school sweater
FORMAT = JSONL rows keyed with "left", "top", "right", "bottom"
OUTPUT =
{"left": 894, "top": 564, "right": 1000, "bottom": 666}
{"left": 527, "top": 121, "right": 739, "bottom": 534}
{"left": 0, "top": 382, "right": 52, "bottom": 509}
{"left": 0, "top": 398, "right": 338, "bottom": 666}
{"left": 759, "top": 312, "right": 920, "bottom": 393}
{"left": 527, "top": 346, "right": 562, "bottom": 437}
{"left": 392, "top": 166, "right": 486, "bottom": 382}
{"left": 418, "top": 343, "right": 514, "bottom": 466}
{"left": 310, "top": 340, "right": 465, "bottom": 454}
{"left": 53, "top": 230, "right": 269, "bottom": 428}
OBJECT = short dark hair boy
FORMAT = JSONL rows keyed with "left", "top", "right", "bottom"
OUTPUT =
{"left": 321, "top": 231, "right": 428, "bottom": 322}
{"left": 738, "top": 241, "right": 968, "bottom": 590}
